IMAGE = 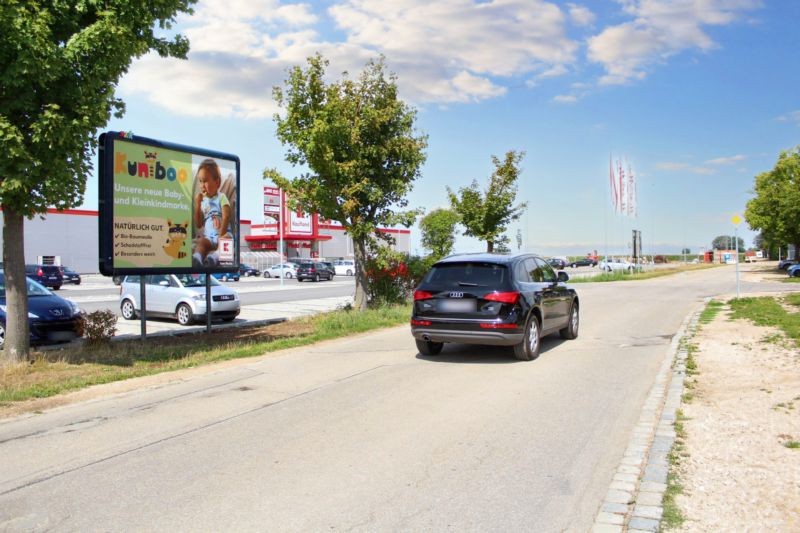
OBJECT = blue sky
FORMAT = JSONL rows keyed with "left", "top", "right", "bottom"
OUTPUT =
{"left": 89, "top": 0, "right": 800, "bottom": 257}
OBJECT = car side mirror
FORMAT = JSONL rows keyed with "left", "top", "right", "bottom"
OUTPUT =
{"left": 557, "top": 271, "right": 569, "bottom": 283}
{"left": 159, "top": 280, "right": 169, "bottom": 287}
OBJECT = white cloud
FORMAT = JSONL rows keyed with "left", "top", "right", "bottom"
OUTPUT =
{"left": 588, "top": 0, "right": 762, "bottom": 85}
{"left": 567, "top": 3, "right": 596, "bottom": 27}
{"left": 777, "top": 110, "right": 800, "bottom": 125}
{"left": 656, "top": 162, "right": 688, "bottom": 170}
{"left": 553, "top": 94, "right": 578, "bottom": 104}
{"left": 329, "top": 0, "right": 578, "bottom": 103}
{"left": 656, "top": 161, "right": 716, "bottom": 175}
{"left": 705, "top": 154, "right": 746, "bottom": 165}
{"left": 119, "top": 0, "right": 581, "bottom": 117}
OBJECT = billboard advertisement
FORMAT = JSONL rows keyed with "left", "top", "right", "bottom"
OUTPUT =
{"left": 98, "top": 132, "right": 240, "bottom": 276}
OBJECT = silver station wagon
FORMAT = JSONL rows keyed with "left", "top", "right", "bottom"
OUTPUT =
{"left": 119, "top": 273, "right": 240, "bottom": 326}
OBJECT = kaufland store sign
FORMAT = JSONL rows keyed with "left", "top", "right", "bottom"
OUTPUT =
{"left": 261, "top": 186, "right": 314, "bottom": 235}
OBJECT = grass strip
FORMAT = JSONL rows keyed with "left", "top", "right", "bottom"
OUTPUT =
{"left": 729, "top": 296, "right": 800, "bottom": 346}
{"left": 698, "top": 300, "right": 724, "bottom": 325}
{"left": 662, "top": 409, "right": 688, "bottom": 529}
{"left": 0, "top": 305, "right": 411, "bottom": 407}
{"left": 568, "top": 264, "right": 718, "bottom": 283}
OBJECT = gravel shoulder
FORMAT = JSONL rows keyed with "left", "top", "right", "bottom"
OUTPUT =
{"left": 673, "top": 295, "right": 800, "bottom": 530}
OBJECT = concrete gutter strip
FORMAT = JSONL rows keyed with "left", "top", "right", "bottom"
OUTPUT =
{"left": 592, "top": 301, "right": 702, "bottom": 532}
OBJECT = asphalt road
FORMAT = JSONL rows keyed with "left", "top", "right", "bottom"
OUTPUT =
{"left": 0, "top": 266, "right": 793, "bottom": 531}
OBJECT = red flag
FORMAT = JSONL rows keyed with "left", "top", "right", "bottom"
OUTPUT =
{"left": 609, "top": 156, "right": 618, "bottom": 213}
{"left": 618, "top": 160, "right": 626, "bottom": 215}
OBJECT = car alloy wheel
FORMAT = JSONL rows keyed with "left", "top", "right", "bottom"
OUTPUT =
{"left": 314, "top": 274, "right": 320, "bottom": 282}
{"left": 346, "top": 269, "right": 353, "bottom": 276}
{"left": 560, "top": 303, "right": 579, "bottom": 340}
{"left": 514, "top": 315, "right": 541, "bottom": 361}
{"left": 176, "top": 303, "right": 194, "bottom": 326}
{"left": 0, "top": 322, "right": 5, "bottom": 348}
{"left": 121, "top": 299, "right": 137, "bottom": 320}
{"left": 285, "top": 272, "right": 293, "bottom": 279}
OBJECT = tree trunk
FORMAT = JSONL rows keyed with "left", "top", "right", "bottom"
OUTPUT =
{"left": 352, "top": 238, "right": 369, "bottom": 311}
{"left": 2, "top": 207, "right": 30, "bottom": 362}
{"left": 486, "top": 240, "right": 494, "bottom": 253}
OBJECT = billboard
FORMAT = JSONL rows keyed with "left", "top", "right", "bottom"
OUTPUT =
{"left": 98, "top": 131, "right": 240, "bottom": 276}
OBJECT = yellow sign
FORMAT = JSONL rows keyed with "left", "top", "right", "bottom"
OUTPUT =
{"left": 731, "top": 215, "right": 742, "bottom": 226}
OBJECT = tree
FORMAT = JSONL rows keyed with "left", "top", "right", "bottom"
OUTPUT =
{"left": 494, "top": 236, "right": 511, "bottom": 254}
{"left": 270, "top": 55, "right": 427, "bottom": 310}
{"left": 0, "top": 1, "right": 195, "bottom": 362}
{"left": 419, "top": 208, "right": 460, "bottom": 260}
{"left": 745, "top": 147, "right": 800, "bottom": 259}
{"left": 447, "top": 151, "right": 527, "bottom": 252}
{"left": 711, "top": 235, "right": 745, "bottom": 250}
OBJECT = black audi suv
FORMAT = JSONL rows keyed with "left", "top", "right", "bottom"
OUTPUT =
{"left": 410, "top": 253, "right": 579, "bottom": 361}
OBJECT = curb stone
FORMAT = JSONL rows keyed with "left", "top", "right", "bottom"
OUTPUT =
{"left": 592, "top": 300, "right": 704, "bottom": 531}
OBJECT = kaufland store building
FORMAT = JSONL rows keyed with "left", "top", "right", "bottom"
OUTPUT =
{"left": 2, "top": 187, "right": 410, "bottom": 273}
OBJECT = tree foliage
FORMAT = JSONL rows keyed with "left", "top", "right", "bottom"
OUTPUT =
{"left": 419, "top": 208, "right": 460, "bottom": 260}
{"left": 0, "top": 0, "right": 195, "bottom": 361}
{"left": 269, "top": 54, "right": 427, "bottom": 310}
{"left": 447, "top": 151, "right": 527, "bottom": 253}
{"left": 711, "top": 235, "right": 745, "bottom": 250}
{"left": 745, "top": 147, "right": 800, "bottom": 259}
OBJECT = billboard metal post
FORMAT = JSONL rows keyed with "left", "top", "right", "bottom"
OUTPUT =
{"left": 139, "top": 277, "right": 146, "bottom": 341}
{"left": 206, "top": 275, "right": 212, "bottom": 332}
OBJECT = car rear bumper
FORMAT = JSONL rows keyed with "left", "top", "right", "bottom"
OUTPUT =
{"left": 410, "top": 325, "right": 523, "bottom": 346}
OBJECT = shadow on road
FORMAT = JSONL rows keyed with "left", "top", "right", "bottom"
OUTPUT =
{"left": 415, "top": 337, "right": 567, "bottom": 364}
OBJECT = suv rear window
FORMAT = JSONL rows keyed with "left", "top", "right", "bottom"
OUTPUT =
{"left": 422, "top": 263, "right": 509, "bottom": 288}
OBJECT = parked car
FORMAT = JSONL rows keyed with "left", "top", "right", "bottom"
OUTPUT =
{"left": 263, "top": 263, "right": 299, "bottom": 278}
{"left": 119, "top": 273, "right": 240, "bottom": 326}
{"left": 238, "top": 263, "right": 261, "bottom": 277}
{"left": 0, "top": 270, "right": 83, "bottom": 348}
{"left": 778, "top": 259, "right": 798, "bottom": 271}
{"left": 599, "top": 257, "right": 634, "bottom": 273}
{"left": 320, "top": 261, "right": 336, "bottom": 278}
{"left": 568, "top": 257, "right": 596, "bottom": 268}
{"left": 25, "top": 264, "right": 63, "bottom": 290}
{"left": 296, "top": 261, "right": 334, "bottom": 282}
{"left": 787, "top": 264, "right": 800, "bottom": 277}
{"left": 212, "top": 271, "right": 240, "bottom": 282}
{"left": 410, "top": 252, "right": 579, "bottom": 361}
{"left": 60, "top": 266, "right": 81, "bottom": 285}
{"left": 546, "top": 258, "right": 566, "bottom": 270}
{"left": 334, "top": 259, "right": 356, "bottom": 276}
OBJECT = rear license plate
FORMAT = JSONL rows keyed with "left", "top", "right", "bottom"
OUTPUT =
{"left": 438, "top": 299, "right": 475, "bottom": 312}
{"left": 47, "top": 331, "right": 75, "bottom": 341}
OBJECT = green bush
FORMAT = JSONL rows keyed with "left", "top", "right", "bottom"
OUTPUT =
{"left": 76, "top": 309, "right": 118, "bottom": 344}
{"left": 364, "top": 249, "right": 433, "bottom": 306}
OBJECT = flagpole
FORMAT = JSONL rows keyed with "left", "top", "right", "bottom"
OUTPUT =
{"left": 279, "top": 188, "right": 284, "bottom": 289}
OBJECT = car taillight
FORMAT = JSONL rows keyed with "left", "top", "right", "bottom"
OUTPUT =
{"left": 413, "top": 290, "right": 433, "bottom": 301}
{"left": 479, "top": 323, "right": 518, "bottom": 329}
{"left": 411, "top": 319, "right": 432, "bottom": 326}
{"left": 37, "top": 268, "right": 43, "bottom": 277}
{"left": 484, "top": 291, "right": 519, "bottom": 304}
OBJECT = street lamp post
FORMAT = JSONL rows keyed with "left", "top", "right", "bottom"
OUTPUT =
{"left": 732, "top": 215, "right": 742, "bottom": 298}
